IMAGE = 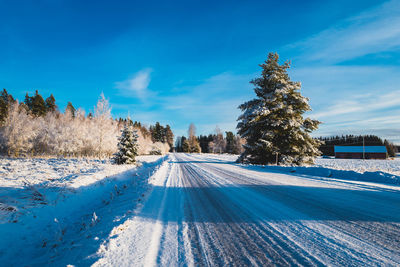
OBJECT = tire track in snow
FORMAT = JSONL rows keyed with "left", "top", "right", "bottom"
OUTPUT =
{"left": 178, "top": 158, "right": 321, "bottom": 266}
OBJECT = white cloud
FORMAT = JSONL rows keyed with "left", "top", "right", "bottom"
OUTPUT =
{"left": 311, "top": 90, "right": 400, "bottom": 119}
{"left": 288, "top": 0, "right": 400, "bottom": 63}
{"left": 115, "top": 68, "right": 152, "bottom": 99}
{"left": 308, "top": 88, "right": 400, "bottom": 143}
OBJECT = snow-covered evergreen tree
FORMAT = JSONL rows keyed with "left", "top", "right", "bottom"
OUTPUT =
{"left": 237, "top": 52, "right": 321, "bottom": 165}
{"left": 113, "top": 123, "right": 139, "bottom": 164}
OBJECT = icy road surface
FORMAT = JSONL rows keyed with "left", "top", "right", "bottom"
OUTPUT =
{"left": 95, "top": 153, "right": 400, "bottom": 266}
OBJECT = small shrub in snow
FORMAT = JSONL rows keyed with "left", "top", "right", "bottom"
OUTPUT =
{"left": 149, "top": 147, "right": 162, "bottom": 155}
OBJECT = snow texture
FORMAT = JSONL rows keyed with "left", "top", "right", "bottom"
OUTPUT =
{"left": 1, "top": 153, "right": 400, "bottom": 266}
{"left": 0, "top": 155, "right": 165, "bottom": 266}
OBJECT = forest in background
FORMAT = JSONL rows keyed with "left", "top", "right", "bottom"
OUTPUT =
{"left": 175, "top": 124, "right": 245, "bottom": 155}
{"left": 318, "top": 135, "right": 398, "bottom": 157}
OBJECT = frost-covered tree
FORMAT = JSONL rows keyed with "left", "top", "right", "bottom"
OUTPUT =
{"left": 0, "top": 90, "right": 170, "bottom": 158}
{"left": 209, "top": 126, "right": 226, "bottom": 154}
{"left": 384, "top": 139, "right": 397, "bottom": 157}
{"left": 232, "top": 135, "right": 245, "bottom": 155}
{"left": 149, "top": 142, "right": 170, "bottom": 155}
{"left": 187, "top": 123, "right": 201, "bottom": 153}
{"left": 0, "top": 102, "right": 37, "bottom": 156}
{"left": 65, "top": 102, "right": 76, "bottom": 117}
{"left": 113, "top": 123, "right": 139, "bottom": 164}
{"left": 237, "top": 52, "right": 321, "bottom": 165}
{"left": 94, "top": 94, "right": 119, "bottom": 158}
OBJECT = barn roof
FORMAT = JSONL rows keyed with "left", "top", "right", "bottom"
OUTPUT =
{"left": 334, "top": 146, "right": 387, "bottom": 153}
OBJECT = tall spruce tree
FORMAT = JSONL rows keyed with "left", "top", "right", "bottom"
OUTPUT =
{"left": 113, "top": 123, "right": 139, "bottom": 164}
{"left": 45, "top": 94, "right": 57, "bottom": 113}
{"left": 0, "top": 89, "right": 15, "bottom": 123}
{"left": 225, "top": 131, "right": 235, "bottom": 154}
{"left": 24, "top": 93, "right": 33, "bottom": 111}
{"left": 164, "top": 125, "right": 174, "bottom": 151}
{"left": 31, "top": 90, "right": 47, "bottom": 116}
{"left": 237, "top": 52, "right": 321, "bottom": 165}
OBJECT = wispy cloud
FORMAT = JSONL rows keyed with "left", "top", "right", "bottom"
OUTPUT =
{"left": 311, "top": 90, "right": 400, "bottom": 119}
{"left": 308, "top": 88, "right": 400, "bottom": 143}
{"left": 157, "top": 72, "right": 254, "bottom": 135}
{"left": 114, "top": 68, "right": 152, "bottom": 99}
{"left": 289, "top": 0, "right": 400, "bottom": 64}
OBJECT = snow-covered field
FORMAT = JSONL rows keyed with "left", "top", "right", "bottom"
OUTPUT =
{"left": 0, "top": 155, "right": 162, "bottom": 223}
{"left": 0, "top": 155, "right": 166, "bottom": 266}
{"left": 0, "top": 155, "right": 162, "bottom": 188}
{"left": 1, "top": 153, "right": 400, "bottom": 266}
{"left": 315, "top": 157, "right": 400, "bottom": 176}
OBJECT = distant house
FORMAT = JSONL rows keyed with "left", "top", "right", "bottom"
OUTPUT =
{"left": 334, "top": 146, "right": 387, "bottom": 159}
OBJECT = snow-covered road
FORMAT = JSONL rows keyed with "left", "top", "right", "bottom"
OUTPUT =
{"left": 95, "top": 153, "right": 400, "bottom": 266}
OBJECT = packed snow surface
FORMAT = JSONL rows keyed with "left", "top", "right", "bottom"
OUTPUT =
{"left": 1, "top": 153, "right": 400, "bottom": 266}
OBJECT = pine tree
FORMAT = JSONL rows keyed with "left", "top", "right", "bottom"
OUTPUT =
{"left": 31, "top": 90, "right": 47, "bottom": 116}
{"left": 66, "top": 102, "right": 76, "bottom": 117}
{"left": 0, "top": 89, "right": 15, "bottom": 124}
{"left": 237, "top": 52, "right": 321, "bottom": 165}
{"left": 150, "top": 122, "right": 165, "bottom": 143}
{"left": 24, "top": 93, "right": 33, "bottom": 111}
{"left": 182, "top": 139, "right": 190, "bottom": 153}
{"left": 113, "top": 123, "right": 139, "bottom": 164}
{"left": 164, "top": 125, "right": 174, "bottom": 152}
{"left": 225, "top": 131, "right": 235, "bottom": 154}
{"left": 45, "top": 94, "right": 57, "bottom": 113}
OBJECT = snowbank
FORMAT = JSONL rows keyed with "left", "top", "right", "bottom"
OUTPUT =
{"left": 0, "top": 154, "right": 168, "bottom": 266}
{"left": 0, "top": 155, "right": 163, "bottom": 223}
{"left": 314, "top": 158, "right": 400, "bottom": 177}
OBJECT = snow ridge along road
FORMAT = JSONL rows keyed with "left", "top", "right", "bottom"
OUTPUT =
{"left": 95, "top": 153, "right": 400, "bottom": 266}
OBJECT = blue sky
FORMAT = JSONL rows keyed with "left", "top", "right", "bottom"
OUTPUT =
{"left": 1, "top": 0, "right": 400, "bottom": 143}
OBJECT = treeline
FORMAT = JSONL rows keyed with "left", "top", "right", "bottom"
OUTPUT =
{"left": 318, "top": 135, "right": 398, "bottom": 157}
{"left": 0, "top": 89, "right": 173, "bottom": 157}
{"left": 175, "top": 125, "right": 244, "bottom": 154}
